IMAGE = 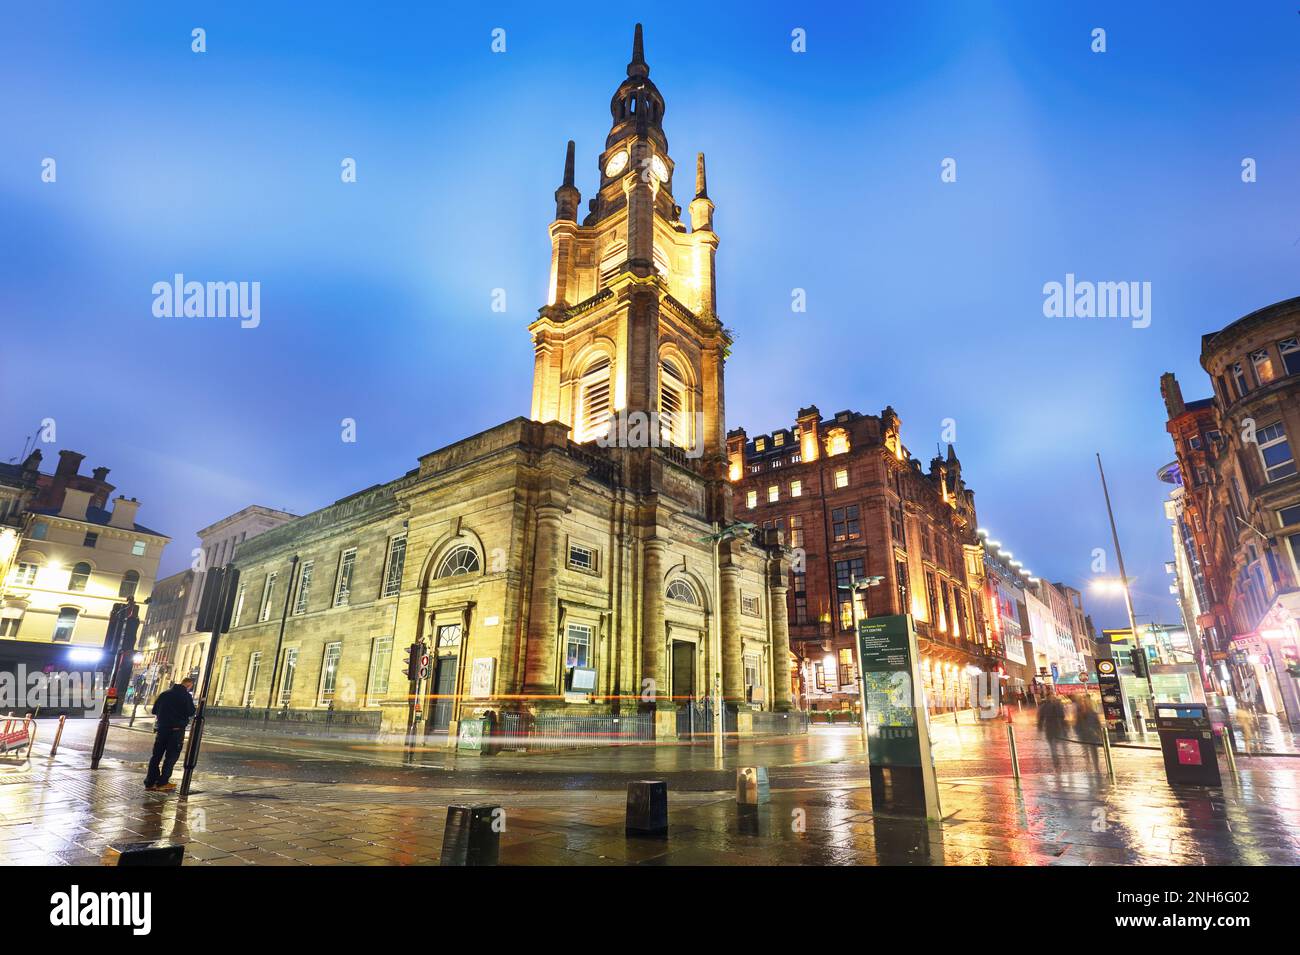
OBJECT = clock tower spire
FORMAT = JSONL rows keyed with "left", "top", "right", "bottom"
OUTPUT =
{"left": 530, "top": 24, "right": 727, "bottom": 468}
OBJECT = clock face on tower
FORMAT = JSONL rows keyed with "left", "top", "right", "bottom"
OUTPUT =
{"left": 650, "top": 155, "right": 668, "bottom": 183}
{"left": 603, "top": 150, "right": 628, "bottom": 178}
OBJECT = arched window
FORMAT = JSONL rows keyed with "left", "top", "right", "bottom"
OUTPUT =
{"left": 666, "top": 578, "right": 699, "bottom": 605}
{"left": 69, "top": 562, "right": 91, "bottom": 592}
{"left": 577, "top": 357, "right": 612, "bottom": 443}
{"left": 119, "top": 570, "right": 140, "bottom": 600}
{"left": 437, "top": 545, "right": 481, "bottom": 579}
{"left": 659, "top": 358, "right": 689, "bottom": 447}
{"left": 53, "top": 607, "right": 78, "bottom": 642}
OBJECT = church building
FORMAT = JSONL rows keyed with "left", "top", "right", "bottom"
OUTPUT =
{"left": 212, "top": 26, "right": 794, "bottom": 742}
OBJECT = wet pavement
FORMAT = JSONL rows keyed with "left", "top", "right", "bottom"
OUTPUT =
{"left": 2, "top": 713, "right": 1299, "bottom": 865}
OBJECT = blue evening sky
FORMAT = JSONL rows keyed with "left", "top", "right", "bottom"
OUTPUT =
{"left": 4, "top": 1, "right": 1298, "bottom": 629}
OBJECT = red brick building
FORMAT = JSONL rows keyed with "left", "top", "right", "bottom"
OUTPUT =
{"left": 728, "top": 405, "right": 995, "bottom": 714}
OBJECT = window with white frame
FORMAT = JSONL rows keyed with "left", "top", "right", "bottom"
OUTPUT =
{"left": 1257, "top": 422, "right": 1297, "bottom": 483}
{"left": 52, "top": 608, "right": 78, "bottom": 642}
{"left": 132, "top": 540, "right": 146, "bottom": 556}
{"left": 578, "top": 357, "right": 613, "bottom": 442}
{"left": 259, "top": 572, "right": 277, "bottom": 622}
{"left": 1251, "top": 348, "right": 1276, "bottom": 385}
{"left": 666, "top": 578, "right": 699, "bottom": 605}
{"left": 437, "top": 545, "right": 480, "bottom": 578}
{"left": 368, "top": 636, "right": 393, "bottom": 702}
{"left": 1278, "top": 504, "right": 1300, "bottom": 529}
{"left": 382, "top": 535, "right": 406, "bottom": 598}
{"left": 243, "top": 651, "right": 262, "bottom": 705}
{"left": 834, "top": 468, "right": 849, "bottom": 489}
{"left": 567, "top": 541, "right": 596, "bottom": 573}
{"left": 231, "top": 583, "right": 245, "bottom": 627}
{"left": 767, "top": 485, "right": 779, "bottom": 503}
{"left": 279, "top": 648, "right": 298, "bottom": 706}
{"left": 334, "top": 548, "right": 356, "bottom": 606}
{"left": 319, "top": 642, "right": 342, "bottom": 704}
{"left": 68, "top": 562, "right": 91, "bottom": 592}
{"left": 294, "top": 561, "right": 314, "bottom": 615}
{"left": 790, "top": 479, "right": 802, "bottom": 498}
{"left": 214, "top": 657, "right": 231, "bottom": 705}
{"left": 12, "top": 562, "right": 37, "bottom": 586}
{"left": 741, "top": 594, "right": 761, "bottom": 617}
{"left": 1280, "top": 338, "right": 1300, "bottom": 376}
{"left": 565, "top": 622, "right": 593, "bottom": 668}
{"left": 1232, "top": 362, "right": 1250, "bottom": 397}
{"left": 744, "top": 652, "right": 763, "bottom": 701}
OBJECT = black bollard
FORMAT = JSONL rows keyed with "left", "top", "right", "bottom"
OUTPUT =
{"left": 101, "top": 841, "right": 185, "bottom": 866}
{"left": 625, "top": 780, "right": 668, "bottom": 838}
{"left": 440, "top": 804, "right": 500, "bottom": 866}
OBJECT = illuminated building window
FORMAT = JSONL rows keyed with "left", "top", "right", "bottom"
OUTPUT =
{"left": 768, "top": 485, "right": 779, "bottom": 503}
{"left": 837, "top": 648, "right": 856, "bottom": 687}
{"left": 827, "top": 429, "right": 849, "bottom": 456}
{"left": 1251, "top": 348, "right": 1276, "bottom": 385}
{"left": 744, "top": 652, "right": 763, "bottom": 700}
{"left": 755, "top": 438, "right": 766, "bottom": 452}
{"left": 835, "top": 558, "right": 866, "bottom": 630}
{"left": 659, "top": 358, "right": 689, "bottom": 447}
{"left": 318, "top": 642, "right": 342, "bottom": 704}
{"left": 746, "top": 490, "right": 757, "bottom": 509}
{"left": 566, "top": 623, "right": 593, "bottom": 668}
{"left": 12, "top": 562, "right": 37, "bottom": 586}
{"left": 773, "top": 433, "right": 785, "bottom": 447}
{"left": 577, "top": 357, "right": 612, "bottom": 442}
{"left": 834, "top": 468, "right": 848, "bottom": 489}
{"left": 790, "top": 479, "right": 802, "bottom": 497}
{"left": 788, "top": 514, "right": 804, "bottom": 548}
{"left": 895, "top": 558, "right": 909, "bottom": 613}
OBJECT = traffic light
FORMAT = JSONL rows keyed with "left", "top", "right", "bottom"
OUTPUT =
{"left": 403, "top": 642, "right": 429, "bottom": 681}
{"left": 1131, "top": 648, "right": 1148, "bottom": 679}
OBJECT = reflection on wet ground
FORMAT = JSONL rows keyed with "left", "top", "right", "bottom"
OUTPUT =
{"left": 1, "top": 715, "right": 1297, "bottom": 865}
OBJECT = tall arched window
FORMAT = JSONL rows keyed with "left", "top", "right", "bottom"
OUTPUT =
{"left": 577, "top": 357, "right": 612, "bottom": 443}
{"left": 119, "top": 570, "right": 140, "bottom": 600}
{"left": 659, "top": 358, "right": 689, "bottom": 448}
{"left": 69, "top": 562, "right": 91, "bottom": 592}
{"left": 53, "top": 607, "right": 78, "bottom": 642}
{"left": 666, "top": 578, "right": 699, "bottom": 605}
{"left": 436, "top": 545, "right": 481, "bottom": 578}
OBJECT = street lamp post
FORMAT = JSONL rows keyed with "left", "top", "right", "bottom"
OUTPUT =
{"left": 1096, "top": 452, "right": 1154, "bottom": 735}
{"left": 839, "top": 575, "right": 884, "bottom": 748}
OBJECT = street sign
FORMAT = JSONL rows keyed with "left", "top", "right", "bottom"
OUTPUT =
{"left": 856, "top": 614, "right": 941, "bottom": 819}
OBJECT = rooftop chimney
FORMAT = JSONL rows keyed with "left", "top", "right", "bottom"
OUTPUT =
{"left": 60, "top": 487, "right": 93, "bottom": 521}
{"left": 56, "top": 450, "right": 85, "bottom": 477}
{"left": 110, "top": 496, "right": 140, "bottom": 530}
{"left": 92, "top": 466, "right": 111, "bottom": 483}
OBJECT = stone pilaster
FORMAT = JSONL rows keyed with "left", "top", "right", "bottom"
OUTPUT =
{"left": 641, "top": 536, "right": 668, "bottom": 706}
{"left": 523, "top": 502, "right": 565, "bottom": 700}
{"left": 769, "top": 582, "right": 793, "bottom": 711}
{"left": 720, "top": 562, "right": 744, "bottom": 704}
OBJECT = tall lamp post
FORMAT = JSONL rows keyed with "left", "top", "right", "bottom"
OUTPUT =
{"left": 699, "top": 520, "right": 756, "bottom": 764}
{"left": 1096, "top": 452, "right": 1154, "bottom": 734}
{"left": 839, "top": 575, "right": 884, "bottom": 748}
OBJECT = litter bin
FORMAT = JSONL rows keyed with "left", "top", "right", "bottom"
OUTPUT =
{"left": 1155, "top": 702, "right": 1221, "bottom": 786}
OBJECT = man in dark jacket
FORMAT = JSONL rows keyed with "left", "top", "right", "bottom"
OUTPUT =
{"left": 1036, "top": 693, "right": 1067, "bottom": 769}
{"left": 144, "top": 678, "right": 196, "bottom": 792}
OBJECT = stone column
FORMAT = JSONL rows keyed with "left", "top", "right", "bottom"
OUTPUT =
{"left": 769, "top": 582, "right": 793, "bottom": 711}
{"left": 523, "top": 503, "right": 565, "bottom": 701}
{"left": 640, "top": 537, "right": 668, "bottom": 706}
{"left": 720, "top": 563, "right": 744, "bottom": 704}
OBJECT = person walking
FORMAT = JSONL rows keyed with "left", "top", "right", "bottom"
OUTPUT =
{"left": 1037, "top": 693, "right": 1067, "bottom": 770}
{"left": 1075, "top": 695, "right": 1104, "bottom": 772}
{"left": 143, "top": 677, "right": 196, "bottom": 793}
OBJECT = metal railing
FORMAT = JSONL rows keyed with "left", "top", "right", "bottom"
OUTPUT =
{"left": 496, "top": 711, "right": 654, "bottom": 750}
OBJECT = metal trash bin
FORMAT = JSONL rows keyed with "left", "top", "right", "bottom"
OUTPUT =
{"left": 1154, "top": 702, "right": 1221, "bottom": 786}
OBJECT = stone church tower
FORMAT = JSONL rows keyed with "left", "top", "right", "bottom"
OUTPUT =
{"left": 209, "top": 26, "right": 793, "bottom": 743}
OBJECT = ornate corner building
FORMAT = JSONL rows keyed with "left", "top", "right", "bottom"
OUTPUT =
{"left": 210, "top": 26, "right": 794, "bottom": 741}
{"left": 1161, "top": 296, "right": 1300, "bottom": 724}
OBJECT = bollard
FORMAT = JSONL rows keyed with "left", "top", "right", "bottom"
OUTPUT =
{"left": 1220, "top": 728, "right": 1239, "bottom": 780}
{"left": 1006, "top": 721, "right": 1020, "bottom": 781}
{"left": 1101, "top": 724, "right": 1116, "bottom": 780}
{"left": 49, "top": 715, "right": 66, "bottom": 757}
{"left": 736, "top": 767, "right": 770, "bottom": 806}
{"left": 625, "top": 780, "right": 668, "bottom": 838}
{"left": 101, "top": 841, "right": 185, "bottom": 866}
{"left": 440, "top": 804, "right": 500, "bottom": 866}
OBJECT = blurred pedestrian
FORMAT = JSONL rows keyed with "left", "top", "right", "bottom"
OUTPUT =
{"left": 1075, "top": 695, "right": 1103, "bottom": 772}
{"left": 1037, "top": 693, "right": 1067, "bottom": 769}
{"left": 143, "top": 677, "right": 195, "bottom": 793}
